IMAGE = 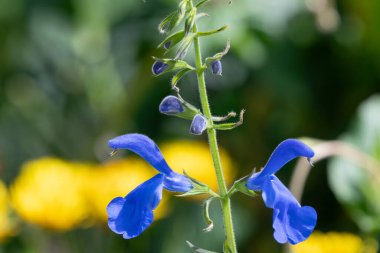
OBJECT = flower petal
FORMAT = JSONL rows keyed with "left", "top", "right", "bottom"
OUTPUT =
{"left": 107, "top": 174, "right": 164, "bottom": 239}
{"left": 109, "top": 133, "right": 192, "bottom": 192}
{"left": 109, "top": 134, "right": 173, "bottom": 175}
{"left": 247, "top": 139, "right": 314, "bottom": 190}
{"left": 262, "top": 176, "right": 317, "bottom": 244}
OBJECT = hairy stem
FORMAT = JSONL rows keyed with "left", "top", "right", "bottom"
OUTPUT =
{"left": 191, "top": 1, "right": 237, "bottom": 251}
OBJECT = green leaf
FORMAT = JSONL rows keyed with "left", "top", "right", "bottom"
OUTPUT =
{"left": 202, "top": 198, "right": 215, "bottom": 232}
{"left": 328, "top": 95, "right": 380, "bottom": 232}
{"left": 186, "top": 241, "right": 220, "bottom": 253}
{"left": 198, "top": 25, "right": 229, "bottom": 37}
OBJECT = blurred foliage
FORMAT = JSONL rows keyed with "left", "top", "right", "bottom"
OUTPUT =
{"left": 0, "top": 0, "right": 380, "bottom": 252}
{"left": 0, "top": 180, "right": 16, "bottom": 242}
{"left": 328, "top": 95, "right": 380, "bottom": 233}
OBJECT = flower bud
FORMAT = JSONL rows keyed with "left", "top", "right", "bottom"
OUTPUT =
{"left": 211, "top": 60, "right": 222, "bottom": 75}
{"left": 159, "top": 96, "right": 184, "bottom": 115}
{"left": 159, "top": 95, "right": 199, "bottom": 119}
{"left": 190, "top": 114, "right": 208, "bottom": 135}
{"left": 163, "top": 41, "right": 171, "bottom": 50}
{"left": 152, "top": 61, "right": 169, "bottom": 75}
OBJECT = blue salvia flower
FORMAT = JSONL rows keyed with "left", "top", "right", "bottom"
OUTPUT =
{"left": 211, "top": 60, "right": 222, "bottom": 75}
{"left": 159, "top": 95, "right": 184, "bottom": 115}
{"left": 246, "top": 139, "right": 317, "bottom": 245}
{"left": 190, "top": 114, "right": 207, "bottom": 135}
{"left": 152, "top": 61, "right": 169, "bottom": 75}
{"left": 107, "top": 134, "right": 192, "bottom": 239}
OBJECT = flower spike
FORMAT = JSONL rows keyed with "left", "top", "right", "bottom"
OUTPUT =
{"left": 245, "top": 139, "right": 317, "bottom": 245}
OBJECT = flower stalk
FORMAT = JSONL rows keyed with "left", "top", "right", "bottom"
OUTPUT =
{"left": 191, "top": 0, "right": 237, "bottom": 251}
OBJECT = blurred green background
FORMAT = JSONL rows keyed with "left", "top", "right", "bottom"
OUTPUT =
{"left": 1, "top": 0, "right": 380, "bottom": 252}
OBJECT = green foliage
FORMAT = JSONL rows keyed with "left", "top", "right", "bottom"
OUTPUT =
{"left": 328, "top": 95, "right": 380, "bottom": 233}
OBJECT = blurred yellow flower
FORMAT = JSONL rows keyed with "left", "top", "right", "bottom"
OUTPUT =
{"left": 0, "top": 180, "right": 16, "bottom": 242}
{"left": 292, "top": 231, "right": 378, "bottom": 253}
{"left": 9, "top": 140, "right": 234, "bottom": 231}
{"left": 84, "top": 158, "right": 168, "bottom": 222}
{"left": 10, "top": 158, "right": 89, "bottom": 231}
{"left": 160, "top": 140, "right": 235, "bottom": 192}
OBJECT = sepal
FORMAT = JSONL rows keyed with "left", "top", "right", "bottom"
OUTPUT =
{"left": 158, "top": 31, "right": 185, "bottom": 51}
{"left": 185, "top": 8, "right": 196, "bottom": 34}
{"left": 176, "top": 171, "right": 216, "bottom": 197}
{"left": 171, "top": 68, "right": 193, "bottom": 87}
{"left": 233, "top": 175, "right": 258, "bottom": 197}
{"left": 205, "top": 40, "right": 231, "bottom": 67}
{"left": 158, "top": 0, "right": 189, "bottom": 34}
{"left": 175, "top": 33, "right": 196, "bottom": 59}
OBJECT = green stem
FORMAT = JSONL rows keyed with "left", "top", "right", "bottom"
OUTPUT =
{"left": 191, "top": 2, "right": 237, "bottom": 251}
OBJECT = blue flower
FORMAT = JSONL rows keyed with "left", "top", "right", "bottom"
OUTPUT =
{"left": 246, "top": 139, "right": 317, "bottom": 245}
{"left": 190, "top": 114, "right": 207, "bottom": 135}
{"left": 107, "top": 133, "right": 192, "bottom": 239}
